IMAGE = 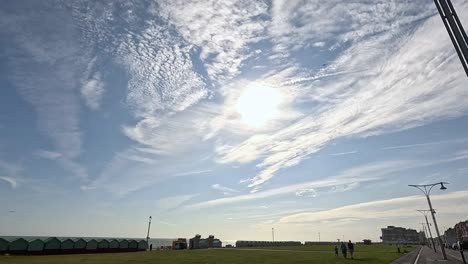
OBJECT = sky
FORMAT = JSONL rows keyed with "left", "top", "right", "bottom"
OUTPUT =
{"left": 1, "top": 0, "right": 468, "bottom": 243}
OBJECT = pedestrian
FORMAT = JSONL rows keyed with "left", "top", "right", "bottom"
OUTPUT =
{"left": 348, "top": 240, "right": 354, "bottom": 259}
{"left": 334, "top": 245, "right": 339, "bottom": 257}
{"left": 341, "top": 241, "right": 347, "bottom": 258}
{"left": 150, "top": 244, "right": 153, "bottom": 251}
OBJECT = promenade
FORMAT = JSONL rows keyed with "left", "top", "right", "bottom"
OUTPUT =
{"left": 392, "top": 246, "right": 465, "bottom": 264}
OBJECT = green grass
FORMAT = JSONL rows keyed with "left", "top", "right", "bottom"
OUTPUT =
{"left": 0, "top": 245, "right": 416, "bottom": 264}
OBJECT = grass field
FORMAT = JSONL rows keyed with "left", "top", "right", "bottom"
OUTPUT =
{"left": 0, "top": 245, "right": 416, "bottom": 264}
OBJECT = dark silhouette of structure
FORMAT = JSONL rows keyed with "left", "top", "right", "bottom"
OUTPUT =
{"left": 434, "top": 0, "right": 468, "bottom": 77}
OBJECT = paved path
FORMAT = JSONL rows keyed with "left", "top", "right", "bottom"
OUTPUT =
{"left": 413, "top": 246, "right": 463, "bottom": 264}
{"left": 390, "top": 246, "right": 421, "bottom": 264}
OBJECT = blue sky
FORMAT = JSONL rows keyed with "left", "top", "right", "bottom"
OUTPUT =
{"left": 1, "top": 0, "right": 468, "bottom": 242}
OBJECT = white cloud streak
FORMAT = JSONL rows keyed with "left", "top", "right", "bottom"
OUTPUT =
{"left": 190, "top": 160, "right": 412, "bottom": 209}
{"left": 280, "top": 190, "right": 468, "bottom": 224}
{"left": 1, "top": 3, "right": 90, "bottom": 180}
{"left": 211, "top": 184, "right": 239, "bottom": 196}
{"left": 35, "top": 150, "right": 62, "bottom": 160}
{"left": 0, "top": 176, "right": 18, "bottom": 189}
{"left": 157, "top": 194, "right": 198, "bottom": 211}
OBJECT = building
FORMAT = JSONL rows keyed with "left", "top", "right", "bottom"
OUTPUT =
{"left": 455, "top": 219, "right": 468, "bottom": 241}
{"left": 128, "top": 240, "right": 139, "bottom": 251}
{"left": 60, "top": 238, "right": 75, "bottom": 253}
{"left": 44, "top": 237, "right": 61, "bottom": 254}
{"left": 137, "top": 240, "right": 148, "bottom": 251}
{"left": 27, "top": 239, "right": 45, "bottom": 254}
{"left": 362, "top": 239, "right": 372, "bottom": 245}
{"left": 445, "top": 228, "right": 457, "bottom": 248}
{"left": 172, "top": 238, "right": 187, "bottom": 250}
{"left": 380, "top": 226, "right": 421, "bottom": 244}
{"left": 189, "top": 235, "right": 222, "bottom": 249}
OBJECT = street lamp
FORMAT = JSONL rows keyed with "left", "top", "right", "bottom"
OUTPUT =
{"left": 409, "top": 182, "right": 449, "bottom": 260}
{"left": 146, "top": 216, "right": 152, "bottom": 248}
{"left": 418, "top": 210, "right": 437, "bottom": 253}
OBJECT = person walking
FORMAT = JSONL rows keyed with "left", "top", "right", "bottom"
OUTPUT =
{"left": 347, "top": 240, "right": 354, "bottom": 259}
{"left": 341, "top": 241, "right": 347, "bottom": 258}
{"left": 334, "top": 245, "right": 339, "bottom": 257}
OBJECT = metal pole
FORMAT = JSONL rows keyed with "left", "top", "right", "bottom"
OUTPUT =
{"left": 421, "top": 223, "right": 430, "bottom": 247}
{"left": 146, "top": 216, "right": 152, "bottom": 248}
{"left": 426, "top": 195, "right": 447, "bottom": 260}
{"left": 424, "top": 214, "right": 437, "bottom": 253}
{"left": 434, "top": 0, "right": 468, "bottom": 77}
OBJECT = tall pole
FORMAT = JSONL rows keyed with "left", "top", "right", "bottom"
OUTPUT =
{"left": 427, "top": 195, "right": 447, "bottom": 260}
{"left": 319, "top": 232, "right": 321, "bottom": 243}
{"left": 421, "top": 212, "right": 437, "bottom": 252}
{"left": 410, "top": 182, "right": 449, "bottom": 260}
{"left": 146, "top": 216, "right": 152, "bottom": 248}
{"left": 420, "top": 222, "right": 430, "bottom": 247}
{"left": 272, "top": 228, "right": 275, "bottom": 242}
{"left": 434, "top": 0, "right": 468, "bottom": 77}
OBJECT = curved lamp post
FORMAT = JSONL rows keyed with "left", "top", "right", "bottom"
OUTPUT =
{"left": 409, "top": 182, "right": 448, "bottom": 260}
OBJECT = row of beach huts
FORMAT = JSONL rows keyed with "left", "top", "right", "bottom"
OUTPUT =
{"left": 0, "top": 237, "right": 148, "bottom": 255}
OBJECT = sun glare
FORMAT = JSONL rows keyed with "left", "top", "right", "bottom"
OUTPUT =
{"left": 235, "top": 84, "right": 282, "bottom": 127}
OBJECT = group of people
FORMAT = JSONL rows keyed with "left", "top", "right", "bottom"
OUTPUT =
{"left": 334, "top": 240, "right": 354, "bottom": 259}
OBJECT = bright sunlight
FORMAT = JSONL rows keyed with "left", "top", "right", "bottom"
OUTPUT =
{"left": 235, "top": 83, "right": 282, "bottom": 127}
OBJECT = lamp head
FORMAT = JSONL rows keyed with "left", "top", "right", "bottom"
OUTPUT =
{"left": 440, "top": 182, "right": 447, "bottom": 190}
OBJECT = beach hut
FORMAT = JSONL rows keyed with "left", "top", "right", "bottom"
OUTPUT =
{"left": 8, "top": 238, "right": 28, "bottom": 254}
{"left": 27, "top": 238, "right": 45, "bottom": 255}
{"left": 60, "top": 238, "right": 75, "bottom": 254}
{"left": 128, "top": 240, "right": 138, "bottom": 252}
{"left": 109, "top": 239, "right": 120, "bottom": 252}
{"left": 73, "top": 238, "right": 87, "bottom": 253}
{"left": 85, "top": 239, "right": 98, "bottom": 252}
{"left": 137, "top": 240, "right": 148, "bottom": 251}
{"left": 0, "top": 238, "right": 9, "bottom": 254}
{"left": 119, "top": 239, "right": 129, "bottom": 252}
{"left": 97, "top": 239, "right": 110, "bottom": 252}
{"left": 44, "top": 237, "right": 61, "bottom": 254}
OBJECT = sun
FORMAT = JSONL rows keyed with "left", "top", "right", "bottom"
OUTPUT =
{"left": 235, "top": 83, "right": 282, "bottom": 127}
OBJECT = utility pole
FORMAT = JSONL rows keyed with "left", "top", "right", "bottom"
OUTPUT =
{"left": 420, "top": 222, "right": 431, "bottom": 248}
{"left": 434, "top": 0, "right": 468, "bottom": 77}
{"left": 146, "top": 216, "right": 152, "bottom": 248}
{"left": 418, "top": 212, "right": 436, "bottom": 252}
{"left": 410, "top": 182, "right": 449, "bottom": 260}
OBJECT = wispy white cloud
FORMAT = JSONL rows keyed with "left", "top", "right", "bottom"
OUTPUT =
{"left": 35, "top": 150, "right": 62, "bottom": 160}
{"left": 0, "top": 176, "right": 18, "bottom": 189}
{"left": 159, "top": 0, "right": 268, "bottom": 82}
{"left": 329, "top": 151, "right": 358, "bottom": 156}
{"left": 380, "top": 139, "right": 466, "bottom": 150}
{"left": 0, "top": 160, "right": 23, "bottom": 189}
{"left": 280, "top": 190, "right": 468, "bottom": 224}
{"left": 190, "top": 160, "right": 411, "bottom": 209}
{"left": 81, "top": 72, "right": 105, "bottom": 110}
{"left": 157, "top": 194, "right": 198, "bottom": 211}
{"left": 1, "top": 4, "right": 89, "bottom": 180}
{"left": 295, "top": 188, "right": 317, "bottom": 197}
{"left": 173, "top": 169, "right": 213, "bottom": 177}
{"left": 214, "top": 2, "right": 468, "bottom": 189}
{"left": 211, "top": 184, "right": 239, "bottom": 196}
